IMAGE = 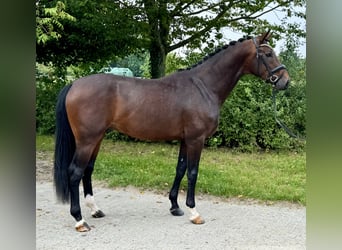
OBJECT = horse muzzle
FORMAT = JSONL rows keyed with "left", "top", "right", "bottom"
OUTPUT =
{"left": 266, "top": 64, "right": 290, "bottom": 90}
{"left": 268, "top": 74, "right": 290, "bottom": 90}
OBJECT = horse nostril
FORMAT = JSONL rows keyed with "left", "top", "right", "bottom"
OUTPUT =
{"left": 285, "top": 79, "right": 290, "bottom": 88}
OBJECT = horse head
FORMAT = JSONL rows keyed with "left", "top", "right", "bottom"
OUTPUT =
{"left": 251, "top": 31, "right": 290, "bottom": 90}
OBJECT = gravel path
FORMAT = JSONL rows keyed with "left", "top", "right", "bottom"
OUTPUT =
{"left": 36, "top": 152, "right": 306, "bottom": 249}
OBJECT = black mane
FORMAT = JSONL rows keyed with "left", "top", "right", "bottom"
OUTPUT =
{"left": 178, "top": 36, "right": 253, "bottom": 71}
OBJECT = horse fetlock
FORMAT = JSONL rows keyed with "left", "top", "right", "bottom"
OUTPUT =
{"left": 170, "top": 207, "right": 184, "bottom": 216}
{"left": 85, "top": 195, "right": 99, "bottom": 212}
{"left": 85, "top": 195, "right": 105, "bottom": 218}
{"left": 92, "top": 210, "right": 105, "bottom": 218}
{"left": 188, "top": 207, "right": 205, "bottom": 224}
{"left": 70, "top": 208, "right": 81, "bottom": 221}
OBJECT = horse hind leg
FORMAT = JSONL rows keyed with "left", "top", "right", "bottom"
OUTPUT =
{"left": 69, "top": 143, "right": 99, "bottom": 232}
{"left": 83, "top": 165, "right": 105, "bottom": 218}
{"left": 83, "top": 142, "right": 105, "bottom": 218}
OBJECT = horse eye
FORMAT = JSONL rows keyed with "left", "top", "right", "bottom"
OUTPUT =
{"left": 265, "top": 52, "right": 273, "bottom": 57}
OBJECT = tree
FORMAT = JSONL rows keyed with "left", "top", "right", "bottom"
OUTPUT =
{"left": 36, "top": 1, "right": 76, "bottom": 45}
{"left": 126, "top": 0, "right": 306, "bottom": 78}
{"left": 36, "top": 0, "right": 306, "bottom": 77}
{"left": 36, "top": 0, "right": 143, "bottom": 70}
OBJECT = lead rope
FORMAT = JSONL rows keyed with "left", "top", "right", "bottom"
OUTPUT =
{"left": 272, "top": 89, "right": 306, "bottom": 141}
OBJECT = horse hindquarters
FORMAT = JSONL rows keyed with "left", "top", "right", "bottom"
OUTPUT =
{"left": 54, "top": 84, "right": 104, "bottom": 232}
{"left": 54, "top": 84, "right": 89, "bottom": 230}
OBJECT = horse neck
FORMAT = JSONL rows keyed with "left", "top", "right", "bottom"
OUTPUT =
{"left": 191, "top": 40, "right": 254, "bottom": 106}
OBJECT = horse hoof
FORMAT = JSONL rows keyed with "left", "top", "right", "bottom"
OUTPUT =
{"left": 170, "top": 207, "right": 184, "bottom": 216}
{"left": 75, "top": 221, "right": 91, "bottom": 232}
{"left": 191, "top": 216, "right": 205, "bottom": 225}
{"left": 92, "top": 210, "right": 105, "bottom": 218}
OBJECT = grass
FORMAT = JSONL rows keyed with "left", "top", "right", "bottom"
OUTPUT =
{"left": 36, "top": 135, "right": 306, "bottom": 205}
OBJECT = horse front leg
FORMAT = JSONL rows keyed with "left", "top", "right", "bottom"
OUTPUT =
{"left": 169, "top": 141, "right": 187, "bottom": 216}
{"left": 185, "top": 139, "right": 205, "bottom": 224}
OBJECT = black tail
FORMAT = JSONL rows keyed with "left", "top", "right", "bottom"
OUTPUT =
{"left": 54, "top": 84, "right": 74, "bottom": 203}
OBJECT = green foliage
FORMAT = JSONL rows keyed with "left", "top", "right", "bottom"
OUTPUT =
{"left": 36, "top": 0, "right": 305, "bottom": 78}
{"left": 140, "top": 53, "right": 152, "bottom": 79}
{"left": 36, "top": 0, "right": 141, "bottom": 69}
{"left": 36, "top": 1, "right": 76, "bottom": 45}
{"left": 132, "top": 0, "right": 306, "bottom": 77}
{"left": 36, "top": 64, "right": 69, "bottom": 134}
{"left": 107, "top": 53, "right": 149, "bottom": 78}
{"left": 210, "top": 76, "right": 305, "bottom": 151}
{"left": 165, "top": 53, "right": 187, "bottom": 75}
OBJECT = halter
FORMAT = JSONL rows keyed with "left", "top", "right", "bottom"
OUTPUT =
{"left": 253, "top": 38, "right": 287, "bottom": 85}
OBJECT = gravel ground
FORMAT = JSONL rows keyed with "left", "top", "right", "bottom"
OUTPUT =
{"left": 36, "top": 151, "right": 306, "bottom": 249}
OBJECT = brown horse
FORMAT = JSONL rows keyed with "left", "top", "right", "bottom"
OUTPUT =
{"left": 54, "top": 31, "right": 289, "bottom": 232}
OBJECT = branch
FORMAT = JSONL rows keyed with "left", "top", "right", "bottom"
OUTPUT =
{"left": 171, "top": 0, "right": 198, "bottom": 17}
{"left": 167, "top": 0, "right": 294, "bottom": 52}
{"left": 116, "top": 0, "right": 131, "bottom": 8}
{"left": 173, "top": 2, "right": 223, "bottom": 17}
{"left": 225, "top": 1, "right": 290, "bottom": 25}
{"left": 168, "top": 2, "right": 232, "bottom": 52}
{"left": 243, "top": 3, "right": 286, "bottom": 20}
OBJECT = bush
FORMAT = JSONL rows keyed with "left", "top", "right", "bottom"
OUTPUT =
{"left": 36, "top": 66, "right": 69, "bottom": 134}
{"left": 206, "top": 76, "right": 306, "bottom": 151}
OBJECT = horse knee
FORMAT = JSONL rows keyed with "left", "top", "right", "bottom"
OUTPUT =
{"left": 187, "top": 168, "right": 198, "bottom": 185}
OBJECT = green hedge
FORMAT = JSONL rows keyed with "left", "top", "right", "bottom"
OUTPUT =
{"left": 36, "top": 74, "right": 305, "bottom": 151}
{"left": 206, "top": 76, "right": 306, "bottom": 151}
{"left": 36, "top": 71, "right": 68, "bottom": 134}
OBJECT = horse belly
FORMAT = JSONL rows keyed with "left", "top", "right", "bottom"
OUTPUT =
{"left": 113, "top": 110, "right": 183, "bottom": 141}
{"left": 115, "top": 117, "right": 183, "bottom": 141}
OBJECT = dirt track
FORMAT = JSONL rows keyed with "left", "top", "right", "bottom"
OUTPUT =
{"left": 36, "top": 152, "right": 306, "bottom": 249}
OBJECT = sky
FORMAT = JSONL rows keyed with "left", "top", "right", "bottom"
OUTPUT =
{"left": 221, "top": 6, "right": 306, "bottom": 58}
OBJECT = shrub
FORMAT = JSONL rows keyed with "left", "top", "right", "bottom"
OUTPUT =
{"left": 206, "top": 76, "right": 306, "bottom": 151}
{"left": 36, "top": 66, "right": 69, "bottom": 134}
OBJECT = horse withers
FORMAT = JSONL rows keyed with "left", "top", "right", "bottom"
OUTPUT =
{"left": 54, "top": 31, "right": 289, "bottom": 232}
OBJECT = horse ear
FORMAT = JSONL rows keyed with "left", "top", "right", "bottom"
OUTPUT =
{"left": 261, "top": 30, "right": 272, "bottom": 44}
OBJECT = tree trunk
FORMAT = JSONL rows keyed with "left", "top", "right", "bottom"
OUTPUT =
{"left": 149, "top": 40, "right": 166, "bottom": 78}
{"left": 144, "top": 0, "right": 169, "bottom": 79}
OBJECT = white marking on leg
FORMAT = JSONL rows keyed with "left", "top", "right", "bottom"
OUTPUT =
{"left": 75, "top": 218, "right": 85, "bottom": 228}
{"left": 85, "top": 194, "right": 100, "bottom": 215}
{"left": 188, "top": 207, "right": 200, "bottom": 221}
